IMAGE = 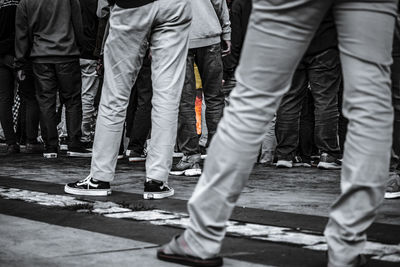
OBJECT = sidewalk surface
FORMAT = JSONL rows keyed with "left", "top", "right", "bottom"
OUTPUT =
{"left": 0, "top": 151, "right": 399, "bottom": 266}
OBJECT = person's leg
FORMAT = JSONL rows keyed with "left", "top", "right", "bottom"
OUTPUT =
{"left": 0, "top": 59, "right": 17, "bottom": 146}
{"left": 32, "top": 63, "right": 59, "bottom": 151}
{"left": 275, "top": 65, "right": 308, "bottom": 167}
{"left": 129, "top": 55, "right": 152, "bottom": 156}
{"left": 56, "top": 60, "right": 84, "bottom": 150}
{"left": 90, "top": 4, "right": 154, "bottom": 182}
{"left": 161, "top": 0, "right": 332, "bottom": 259}
{"left": 308, "top": 48, "right": 342, "bottom": 167}
{"left": 298, "top": 89, "right": 315, "bottom": 165}
{"left": 196, "top": 44, "right": 225, "bottom": 147}
{"left": 176, "top": 50, "right": 199, "bottom": 156}
{"left": 324, "top": 2, "right": 397, "bottom": 266}
{"left": 145, "top": 0, "right": 192, "bottom": 182}
{"left": 385, "top": 18, "right": 400, "bottom": 199}
{"left": 80, "top": 58, "right": 99, "bottom": 144}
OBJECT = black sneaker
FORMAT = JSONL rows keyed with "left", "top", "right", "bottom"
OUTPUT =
{"left": 144, "top": 179, "right": 174, "bottom": 199}
{"left": 43, "top": 146, "right": 58, "bottom": 158}
{"left": 126, "top": 150, "right": 146, "bottom": 162}
{"left": 5, "top": 144, "right": 20, "bottom": 155}
{"left": 67, "top": 147, "right": 92, "bottom": 158}
{"left": 169, "top": 154, "right": 202, "bottom": 176}
{"left": 64, "top": 175, "right": 111, "bottom": 196}
{"left": 317, "top": 153, "right": 341, "bottom": 170}
{"left": 26, "top": 142, "right": 44, "bottom": 154}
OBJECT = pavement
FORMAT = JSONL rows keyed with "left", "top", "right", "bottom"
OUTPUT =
{"left": 0, "top": 149, "right": 399, "bottom": 266}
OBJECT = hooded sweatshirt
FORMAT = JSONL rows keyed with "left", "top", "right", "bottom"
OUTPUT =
{"left": 15, "top": 0, "right": 84, "bottom": 67}
{"left": 189, "top": 0, "right": 231, "bottom": 49}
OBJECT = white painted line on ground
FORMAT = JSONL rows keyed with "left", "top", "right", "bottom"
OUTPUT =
{"left": 0, "top": 186, "right": 399, "bottom": 262}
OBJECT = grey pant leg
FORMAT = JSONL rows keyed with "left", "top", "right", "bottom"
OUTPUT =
{"left": 90, "top": 5, "right": 154, "bottom": 181}
{"left": 324, "top": 2, "right": 397, "bottom": 266}
{"left": 145, "top": 0, "right": 192, "bottom": 181}
{"left": 182, "top": 0, "right": 332, "bottom": 258}
{"left": 80, "top": 58, "right": 99, "bottom": 143}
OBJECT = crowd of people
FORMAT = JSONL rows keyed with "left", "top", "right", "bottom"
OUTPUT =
{"left": 1, "top": 0, "right": 400, "bottom": 266}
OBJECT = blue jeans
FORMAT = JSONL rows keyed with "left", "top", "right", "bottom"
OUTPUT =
{"left": 275, "top": 48, "right": 342, "bottom": 160}
{"left": 177, "top": 44, "right": 225, "bottom": 156}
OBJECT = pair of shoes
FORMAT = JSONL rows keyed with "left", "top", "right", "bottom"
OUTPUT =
{"left": 126, "top": 149, "right": 146, "bottom": 162}
{"left": 26, "top": 142, "right": 44, "bottom": 154}
{"left": 64, "top": 175, "right": 111, "bottom": 196}
{"left": 317, "top": 153, "right": 341, "bottom": 170}
{"left": 170, "top": 154, "right": 202, "bottom": 176}
{"left": 5, "top": 144, "right": 20, "bottom": 155}
{"left": 385, "top": 172, "right": 400, "bottom": 199}
{"left": 64, "top": 176, "right": 174, "bottom": 199}
{"left": 157, "top": 235, "right": 223, "bottom": 267}
{"left": 67, "top": 147, "right": 92, "bottom": 158}
{"left": 43, "top": 146, "right": 58, "bottom": 158}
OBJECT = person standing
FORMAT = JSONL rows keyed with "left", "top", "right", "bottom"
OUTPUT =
{"left": 64, "top": 0, "right": 192, "bottom": 199}
{"left": 170, "top": 0, "right": 231, "bottom": 177}
{"left": 0, "top": 0, "right": 19, "bottom": 155}
{"left": 15, "top": 0, "right": 91, "bottom": 158}
{"left": 158, "top": 0, "right": 397, "bottom": 266}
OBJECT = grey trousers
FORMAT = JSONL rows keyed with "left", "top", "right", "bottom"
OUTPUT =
{"left": 80, "top": 59, "right": 99, "bottom": 143}
{"left": 90, "top": 0, "right": 191, "bottom": 182}
{"left": 182, "top": 0, "right": 397, "bottom": 266}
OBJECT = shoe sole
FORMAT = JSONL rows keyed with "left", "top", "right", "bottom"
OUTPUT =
{"left": 317, "top": 162, "right": 341, "bottom": 170}
{"left": 169, "top": 169, "right": 202, "bottom": 176}
{"left": 60, "top": 145, "right": 68, "bottom": 151}
{"left": 67, "top": 151, "right": 92, "bottom": 158}
{"left": 43, "top": 153, "right": 58, "bottom": 158}
{"left": 129, "top": 157, "right": 146, "bottom": 162}
{"left": 157, "top": 250, "right": 223, "bottom": 267}
{"left": 173, "top": 152, "right": 183, "bottom": 158}
{"left": 117, "top": 155, "right": 124, "bottom": 160}
{"left": 64, "top": 185, "right": 111, "bottom": 196}
{"left": 276, "top": 161, "right": 293, "bottom": 168}
{"left": 384, "top": 192, "right": 400, "bottom": 199}
{"left": 201, "top": 154, "right": 207, "bottom": 160}
{"left": 143, "top": 188, "right": 174, "bottom": 200}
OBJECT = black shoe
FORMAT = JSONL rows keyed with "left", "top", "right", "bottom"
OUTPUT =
{"left": 6, "top": 144, "right": 20, "bottom": 155}
{"left": 26, "top": 142, "right": 44, "bottom": 154}
{"left": 170, "top": 154, "right": 202, "bottom": 176}
{"left": 43, "top": 146, "right": 58, "bottom": 158}
{"left": 317, "top": 153, "right": 341, "bottom": 170}
{"left": 143, "top": 179, "right": 174, "bottom": 199}
{"left": 65, "top": 175, "right": 111, "bottom": 196}
{"left": 67, "top": 146, "right": 92, "bottom": 158}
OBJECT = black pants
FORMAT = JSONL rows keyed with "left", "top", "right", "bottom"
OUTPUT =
{"left": 275, "top": 48, "right": 342, "bottom": 160}
{"left": 177, "top": 44, "right": 225, "bottom": 155}
{"left": 391, "top": 29, "right": 400, "bottom": 171}
{"left": 18, "top": 63, "right": 46, "bottom": 144}
{"left": 32, "top": 60, "right": 82, "bottom": 149}
{"left": 0, "top": 55, "right": 16, "bottom": 145}
{"left": 126, "top": 56, "right": 152, "bottom": 154}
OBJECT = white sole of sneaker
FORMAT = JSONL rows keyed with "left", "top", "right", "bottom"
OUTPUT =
{"left": 201, "top": 154, "right": 207, "bottom": 160}
{"left": 67, "top": 151, "right": 92, "bottom": 158}
{"left": 117, "top": 155, "right": 124, "bottom": 160}
{"left": 317, "top": 162, "right": 341, "bottom": 170}
{"left": 143, "top": 188, "right": 174, "bottom": 200}
{"left": 64, "top": 185, "right": 111, "bottom": 196}
{"left": 43, "top": 153, "right": 58, "bottom": 159}
{"left": 169, "top": 169, "right": 202, "bottom": 176}
{"left": 129, "top": 157, "right": 146, "bottom": 162}
{"left": 60, "top": 145, "right": 68, "bottom": 151}
{"left": 384, "top": 192, "right": 400, "bottom": 199}
{"left": 276, "top": 161, "right": 293, "bottom": 168}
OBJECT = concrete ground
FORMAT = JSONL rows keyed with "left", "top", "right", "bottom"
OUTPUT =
{"left": 0, "top": 151, "right": 399, "bottom": 266}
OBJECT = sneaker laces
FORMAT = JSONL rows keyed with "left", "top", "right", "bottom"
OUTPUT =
{"left": 77, "top": 175, "right": 92, "bottom": 186}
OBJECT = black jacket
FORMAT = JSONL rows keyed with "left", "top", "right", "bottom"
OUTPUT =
{"left": 79, "top": 0, "right": 99, "bottom": 59}
{"left": 0, "top": 0, "right": 19, "bottom": 55}
{"left": 15, "top": 0, "right": 84, "bottom": 67}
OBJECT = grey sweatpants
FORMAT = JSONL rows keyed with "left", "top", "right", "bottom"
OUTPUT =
{"left": 90, "top": 0, "right": 191, "bottom": 182}
{"left": 182, "top": 0, "right": 397, "bottom": 266}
